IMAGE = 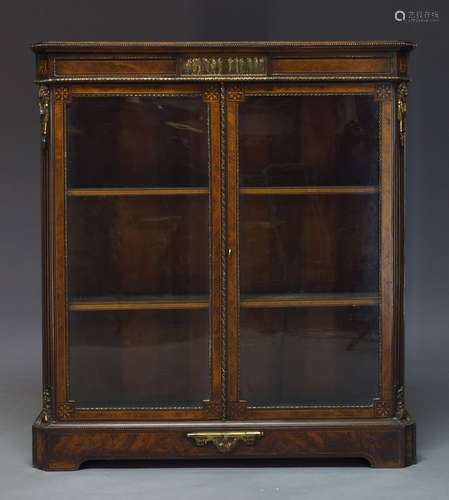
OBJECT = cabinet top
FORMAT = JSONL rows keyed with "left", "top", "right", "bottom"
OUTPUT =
{"left": 31, "top": 40, "right": 416, "bottom": 54}
{"left": 33, "top": 41, "right": 415, "bottom": 82}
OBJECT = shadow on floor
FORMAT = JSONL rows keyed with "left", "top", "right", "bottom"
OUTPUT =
{"left": 80, "top": 457, "right": 371, "bottom": 470}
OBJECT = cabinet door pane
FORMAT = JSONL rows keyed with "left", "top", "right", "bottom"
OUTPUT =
{"left": 239, "top": 194, "right": 378, "bottom": 295}
{"left": 239, "top": 307, "right": 378, "bottom": 406}
{"left": 65, "top": 94, "right": 212, "bottom": 411}
{"left": 70, "top": 310, "right": 209, "bottom": 407}
{"left": 239, "top": 95, "right": 378, "bottom": 187}
{"left": 67, "top": 97, "right": 208, "bottom": 188}
{"left": 236, "top": 92, "right": 380, "bottom": 408}
{"left": 67, "top": 196, "right": 209, "bottom": 298}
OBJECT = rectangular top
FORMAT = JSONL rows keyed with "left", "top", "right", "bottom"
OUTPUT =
{"left": 31, "top": 40, "right": 416, "bottom": 54}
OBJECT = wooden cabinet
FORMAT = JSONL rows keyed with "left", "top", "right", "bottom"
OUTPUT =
{"left": 32, "top": 41, "right": 416, "bottom": 469}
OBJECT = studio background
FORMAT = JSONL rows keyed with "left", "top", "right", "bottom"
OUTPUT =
{"left": 1, "top": 1, "right": 448, "bottom": 498}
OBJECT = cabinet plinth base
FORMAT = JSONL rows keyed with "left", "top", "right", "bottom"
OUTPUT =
{"left": 33, "top": 414, "right": 416, "bottom": 470}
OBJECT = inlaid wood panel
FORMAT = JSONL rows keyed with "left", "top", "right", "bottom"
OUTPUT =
{"left": 55, "top": 58, "right": 176, "bottom": 76}
{"left": 67, "top": 96, "right": 208, "bottom": 188}
{"left": 271, "top": 57, "right": 391, "bottom": 75}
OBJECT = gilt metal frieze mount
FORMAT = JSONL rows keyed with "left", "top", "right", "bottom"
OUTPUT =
{"left": 179, "top": 56, "right": 267, "bottom": 76}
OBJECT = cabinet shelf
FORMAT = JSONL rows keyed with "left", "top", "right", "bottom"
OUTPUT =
{"left": 69, "top": 293, "right": 377, "bottom": 311}
{"left": 240, "top": 293, "right": 379, "bottom": 308}
{"left": 240, "top": 186, "right": 378, "bottom": 196}
{"left": 69, "top": 295, "right": 209, "bottom": 311}
{"left": 68, "top": 187, "right": 209, "bottom": 197}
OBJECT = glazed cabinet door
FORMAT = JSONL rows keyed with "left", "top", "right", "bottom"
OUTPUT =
{"left": 51, "top": 84, "right": 222, "bottom": 421}
{"left": 226, "top": 83, "right": 395, "bottom": 419}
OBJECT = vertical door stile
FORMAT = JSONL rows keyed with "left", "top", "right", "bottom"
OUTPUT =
{"left": 226, "top": 83, "right": 383, "bottom": 420}
{"left": 226, "top": 84, "right": 238, "bottom": 406}
{"left": 225, "top": 85, "right": 243, "bottom": 417}
{"left": 53, "top": 86, "right": 71, "bottom": 414}
{"left": 203, "top": 84, "right": 223, "bottom": 418}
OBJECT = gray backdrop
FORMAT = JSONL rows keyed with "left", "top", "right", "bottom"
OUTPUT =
{"left": 1, "top": 0, "right": 448, "bottom": 498}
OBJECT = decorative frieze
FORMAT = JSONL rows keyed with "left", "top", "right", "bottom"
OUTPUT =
{"left": 180, "top": 56, "right": 267, "bottom": 76}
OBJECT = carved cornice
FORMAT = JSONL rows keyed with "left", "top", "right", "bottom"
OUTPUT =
{"left": 31, "top": 41, "right": 417, "bottom": 53}
{"left": 36, "top": 76, "right": 411, "bottom": 86}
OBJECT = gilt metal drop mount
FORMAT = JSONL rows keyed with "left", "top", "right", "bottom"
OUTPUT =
{"left": 397, "top": 82, "right": 408, "bottom": 146}
{"left": 38, "top": 85, "right": 50, "bottom": 147}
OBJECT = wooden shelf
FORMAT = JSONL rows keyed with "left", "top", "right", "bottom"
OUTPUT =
{"left": 70, "top": 294, "right": 378, "bottom": 311}
{"left": 240, "top": 293, "right": 379, "bottom": 308}
{"left": 68, "top": 187, "right": 209, "bottom": 197}
{"left": 70, "top": 295, "right": 209, "bottom": 311}
{"left": 240, "top": 186, "right": 378, "bottom": 195}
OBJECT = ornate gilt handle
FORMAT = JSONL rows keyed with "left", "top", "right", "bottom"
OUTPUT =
{"left": 187, "top": 431, "right": 263, "bottom": 453}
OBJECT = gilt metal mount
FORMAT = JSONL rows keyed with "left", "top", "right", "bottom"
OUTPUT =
{"left": 38, "top": 85, "right": 50, "bottom": 147}
{"left": 397, "top": 82, "right": 408, "bottom": 146}
{"left": 41, "top": 386, "right": 52, "bottom": 423}
{"left": 180, "top": 56, "right": 267, "bottom": 76}
{"left": 395, "top": 385, "right": 412, "bottom": 423}
{"left": 187, "top": 431, "right": 263, "bottom": 453}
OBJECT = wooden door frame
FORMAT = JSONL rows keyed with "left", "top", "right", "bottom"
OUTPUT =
{"left": 225, "top": 82, "right": 398, "bottom": 420}
{"left": 48, "top": 83, "right": 224, "bottom": 421}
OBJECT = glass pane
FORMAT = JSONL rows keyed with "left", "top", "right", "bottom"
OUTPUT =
{"left": 69, "top": 310, "right": 210, "bottom": 407}
{"left": 67, "top": 196, "right": 209, "bottom": 298}
{"left": 237, "top": 92, "right": 380, "bottom": 408}
{"left": 239, "top": 307, "right": 379, "bottom": 406}
{"left": 67, "top": 96, "right": 208, "bottom": 188}
{"left": 239, "top": 95, "right": 378, "bottom": 187}
{"left": 66, "top": 93, "right": 211, "bottom": 410}
{"left": 239, "top": 194, "right": 379, "bottom": 295}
